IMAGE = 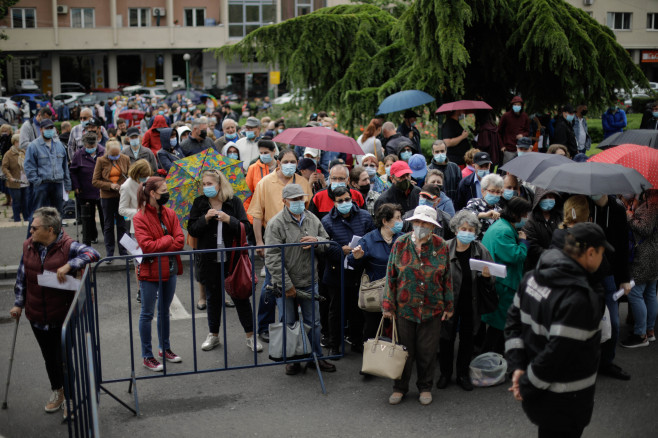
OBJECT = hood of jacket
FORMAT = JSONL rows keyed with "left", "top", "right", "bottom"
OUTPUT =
{"left": 531, "top": 187, "right": 560, "bottom": 211}
{"left": 159, "top": 127, "right": 174, "bottom": 150}
{"left": 151, "top": 115, "right": 169, "bottom": 130}
{"left": 534, "top": 248, "right": 590, "bottom": 291}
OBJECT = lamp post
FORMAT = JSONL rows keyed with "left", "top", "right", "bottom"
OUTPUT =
{"left": 183, "top": 53, "right": 191, "bottom": 99}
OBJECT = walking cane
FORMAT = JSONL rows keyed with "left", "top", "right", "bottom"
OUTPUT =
{"left": 2, "top": 317, "right": 20, "bottom": 409}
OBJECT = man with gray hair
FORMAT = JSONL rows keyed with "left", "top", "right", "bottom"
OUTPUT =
{"left": 234, "top": 117, "right": 262, "bottom": 171}
{"left": 67, "top": 107, "right": 108, "bottom": 159}
{"left": 382, "top": 120, "right": 416, "bottom": 156}
{"left": 214, "top": 118, "right": 242, "bottom": 151}
{"left": 308, "top": 163, "right": 365, "bottom": 221}
{"left": 181, "top": 116, "right": 214, "bottom": 157}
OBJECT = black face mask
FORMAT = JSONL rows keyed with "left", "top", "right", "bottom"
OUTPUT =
{"left": 581, "top": 110, "right": 588, "bottom": 116}
{"left": 156, "top": 192, "right": 170, "bottom": 206}
{"left": 199, "top": 129, "right": 207, "bottom": 139}
{"left": 358, "top": 184, "right": 370, "bottom": 197}
{"left": 395, "top": 179, "right": 410, "bottom": 192}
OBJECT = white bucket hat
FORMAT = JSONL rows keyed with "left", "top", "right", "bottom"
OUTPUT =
{"left": 405, "top": 205, "right": 441, "bottom": 228}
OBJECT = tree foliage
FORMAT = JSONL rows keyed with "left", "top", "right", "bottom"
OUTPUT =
{"left": 213, "top": 0, "right": 648, "bottom": 128}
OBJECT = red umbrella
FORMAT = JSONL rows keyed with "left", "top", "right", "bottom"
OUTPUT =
{"left": 435, "top": 100, "right": 492, "bottom": 114}
{"left": 273, "top": 127, "right": 363, "bottom": 155}
{"left": 118, "top": 109, "right": 145, "bottom": 128}
{"left": 588, "top": 144, "right": 658, "bottom": 187}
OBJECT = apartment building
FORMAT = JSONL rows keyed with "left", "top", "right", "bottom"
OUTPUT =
{"left": 0, "top": 0, "right": 341, "bottom": 96}
{"left": 565, "top": 0, "right": 658, "bottom": 82}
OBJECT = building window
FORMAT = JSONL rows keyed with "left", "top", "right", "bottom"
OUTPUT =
{"left": 129, "top": 8, "right": 151, "bottom": 27}
{"left": 296, "top": 0, "right": 312, "bottom": 16}
{"left": 648, "top": 13, "right": 658, "bottom": 30}
{"left": 184, "top": 8, "right": 206, "bottom": 26}
{"left": 11, "top": 8, "right": 36, "bottom": 28}
{"left": 71, "top": 8, "right": 95, "bottom": 28}
{"left": 607, "top": 12, "right": 632, "bottom": 30}
{"left": 228, "top": 1, "right": 276, "bottom": 38}
{"left": 20, "top": 59, "right": 39, "bottom": 80}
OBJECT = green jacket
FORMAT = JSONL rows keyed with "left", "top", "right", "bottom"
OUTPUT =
{"left": 481, "top": 218, "right": 527, "bottom": 330}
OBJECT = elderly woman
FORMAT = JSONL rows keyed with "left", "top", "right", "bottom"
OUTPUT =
{"left": 438, "top": 211, "right": 495, "bottom": 391}
{"left": 70, "top": 132, "right": 105, "bottom": 245}
{"left": 361, "top": 153, "right": 389, "bottom": 193}
{"left": 2, "top": 133, "right": 29, "bottom": 221}
{"left": 383, "top": 205, "right": 453, "bottom": 406}
{"left": 481, "top": 197, "right": 531, "bottom": 354}
{"left": 92, "top": 140, "right": 130, "bottom": 259}
{"left": 465, "top": 173, "right": 504, "bottom": 239}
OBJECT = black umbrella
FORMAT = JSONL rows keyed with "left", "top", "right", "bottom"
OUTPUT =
{"left": 598, "top": 129, "right": 658, "bottom": 150}
{"left": 530, "top": 162, "right": 651, "bottom": 195}
{"left": 500, "top": 152, "right": 572, "bottom": 181}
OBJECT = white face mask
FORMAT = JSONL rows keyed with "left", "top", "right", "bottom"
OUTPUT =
{"left": 413, "top": 224, "right": 432, "bottom": 241}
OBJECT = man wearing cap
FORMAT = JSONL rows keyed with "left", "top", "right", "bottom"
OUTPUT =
{"left": 67, "top": 108, "right": 108, "bottom": 159}
{"left": 374, "top": 161, "right": 421, "bottom": 214}
{"left": 498, "top": 96, "right": 530, "bottom": 164}
{"left": 552, "top": 104, "right": 578, "bottom": 158}
{"left": 181, "top": 116, "right": 215, "bottom": 157}
{"left": 515, "top": 137, "right": 533, "bottom": 159}
{"left": 308, "top": 164, "right": 365, "bottom": 221}
{"left": 505, "top": 222, "right": 609, "bottom": 438}
{"left": 24, "top": 119, "right": 71, "bottom": 215}
{"left": 122, "top": 127, "right": 158, "bottom": 173}
{"left": 234, "top": 117, "right": 262, "bottom": 171}
{"left": 408, "top": 154, "right": 428, "bottom": 187}
{"left": 264, "top": 183, "right": 336, "bottom": 374}
{"left": 20, "top": 107, "right": 53, "bottom": 151}
{"left": 455, "top": 151, "right": 493, "bottom": 211}
{"left": 397, "top": 110, "right": 421, "bottom": 151}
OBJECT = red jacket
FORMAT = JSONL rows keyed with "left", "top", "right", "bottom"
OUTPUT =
{"left": 309, "top": 188, "right": 364, "bottom": 220}
{"left": 133, "top": 204, "right": 185, "bottom": 282}
{"left": 142, "top": 115, "right": 169, "bottom": 153}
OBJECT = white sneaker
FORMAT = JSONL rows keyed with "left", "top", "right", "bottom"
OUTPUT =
{"left": 246, "top": 336, "right": 263, "bottom": 352}
{"left": 202, "top": 333, "right": 220, "bottom": 351}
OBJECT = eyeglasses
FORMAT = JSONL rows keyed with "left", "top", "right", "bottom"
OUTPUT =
{"left": 80, "top": 116, "right": 91, "bottom": 121}
{"left": 335, "top": 198, "right": 352, "bottom": 204}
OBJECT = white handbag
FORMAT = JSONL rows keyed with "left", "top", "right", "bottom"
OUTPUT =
{"left": 361, "top": 317, "right": 408, "bottom": 379}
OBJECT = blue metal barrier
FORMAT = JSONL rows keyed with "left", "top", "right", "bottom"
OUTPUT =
{"left": 90, "top": 240, "right": 345, "bottom": 416}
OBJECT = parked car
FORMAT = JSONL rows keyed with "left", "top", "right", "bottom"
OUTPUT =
{"left": 15, "top": 79, "right": 39, "bottom": 93}
{"left": 60, "top": 82, "right": 87, "bottom": 93}
{"left": 53, "top": 92, "right": 85, "bottom": 108}
{"left": 273, "top": 91, "right": 305, "bottom": 105}
{"left": 75, "top": 91, "right": 121, "bottom": 108}
{"left": 155, "top": 75, "right": 186, "bottom": 90}
{"left": 10, "top": 93, "right": 48, "bottom": 114}
{"left": 122, "top": 86, "right": 167, "bottom": 99}
{"left": 0, "top": 97, "right": 21, "bottom": 122}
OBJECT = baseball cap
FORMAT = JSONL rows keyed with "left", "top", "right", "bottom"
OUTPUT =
{"left": 244, "top": 117, "right": 260, "bottom": 128}
{"left": 567, "top": 222, "right": 614, "bottom": 253}
{"left": 420, "top": 184, "right": 442, "bottom": 199}
{"left": 282, "top": 184, "right": 310, "bottom": 199}
{"left": 126, "top": 127, "right": 140, "bottom": 137}
{"left": 474, "top": 152, "right": 492, "bottom": 166}
{"left": 41, "top": 119, "right": 54, "bottom": 129}
{"left": 389, "top": 161, "right": 413, "bottom": 178}
{"left": 408, "top": 154, "right": 428, "bottom": 179}
{"left": 516, "top": 137, "right": 533, "bottom": 149}
{"left": 304, "top": 147, "right": 320, "bottom": 158}
{"left": 511, "top": 96, "right": 523, "bottom": 104}
{"left": 405, "top": 205, "right": 440, "bottom": 228}
{"left": 562, "top": 104, "right": 575, "bottom": 113}
{"left": 88, "top": 117, "right": 103, "bottom": 127}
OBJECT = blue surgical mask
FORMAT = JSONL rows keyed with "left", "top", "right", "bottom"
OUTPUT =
{"left": 512, "top": 104, "right": 522, "bottom": 113}
{"left": 228, "top": 153, "right": 239, "bottom": 160}
{"left": 539, "top": 198, "right": 556, "bottom": 211}
{"left": 484, "top": 193, "right": 500, "bottom": 205}
{"left": 288, "top": 200, "right": 305, "bottom": 215}
{"left": 419, "top": 198, "right": 434, "bottom": 207}
{"left": 260, "top": 153, "right": 272, "bottom": 164}
{"left": 277, "top": 129, "right": 284, "bottom": 134}
{"left": 203, "top": 186, "right": 218, "bottom": 198}
{"left": 565, "top": 114, "right": 575, "bottom": 123}
{"left": 108, "top": 154, "right": 120, "bottom": 161}
{"left": 170, "top": 138, "right": 177, "bottom": 147}
{"left": 591, "top": 194, "right": 603, "bottom": 202}
{"left": 653, "top": 112, "right": 658, "bottom": 118}
{"left": 331, "top": 182, "right": 346, "bottom": 191}
{"left": 42, "top": 129, "right": 55, "bottom": 139}
{"left": 130, "top": 138, "right": 140, "bottom": 148}
{"left": 225, "top": 132, "right": 238, "bottom": 140}
{"left": 139, "top": 177, "right": 148, "bottom": 183}
{"left": 456, "top": 231, "right": 476, "bottom": 244}
{"left": 181, "top": 108, "right": 187, "bottom": 113}
{"left": 433, "top": 153, "right": 447, "bottom": 163}
{"left": 515, "top": 218, "right": 527, "bottom": 229}
{"left": 336, "top": 201, "right": 353, "bottom": 214}
{"left": 158, "top": 111, "right": 164, "bottom": 115}
{"left": 385, "top": 167, "right": 391, "bottom": 177}
{"left": 503, "top": 189, "right": 515, "bottom": 200}
{"left": 281, "top": 163, "right": 297, "bottom": 177}
{"left": 365, "top": 167, "right": 377, "bottom": 177}
{"left": 85, "top": 147, "right": 97, "bottom": 154}
{"left": 81, "top": 120, "right": 89, "bottom": 128}
{"left": 390, "top": 221, "right": 403, "bottom": 234}
{"left": 246, "top": 131, "right": 256, "bottom": 140}
{"left": 476, "top": 169, "right": 489, "bottom": 179}
{"left": 517, "top": 151, "right": 526, "bottom": 157}
{"left": 400, "top": 151, "right": 412, "bottom": 161}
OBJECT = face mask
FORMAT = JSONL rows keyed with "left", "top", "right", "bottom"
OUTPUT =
{"left": 413, "top": 224, "right": 432, "bottom": 241}
{"left": 419, "top": 198, "right": 434, "bottom": 207}
{"left": 512, "top": 105, "right": 522, "bottom": 113}
{"left": 246, "top": 131, "right": 256, "bottom": 140}
{"left": 228, "top": 153, "right": 239, "bottom": 160}
{"left": 476, "top": 169, "right": 489, "bottom": 179}
{"left": 158, "top": 111, "right": 164, "bottom": 115}
{"left": 395, "top": 179, "right": 410, "bottom": 192}
{"left": 358, "top": 184, "right": 370, "bottom": 197}
{"left": 400, "top": 151, "right": 412, "bottom": 161}
{"left": 390, "top": 221, "right": 403, "bottom": 234}
{"left": 653, "top": 112, "right": 658, "bottom": 118}
{"left": 539, "top": 199, "right": 556, "bottom": 211}
{"left": 203, "top": 186, "right": 218, "bottom": 198}
{"left": 517, "top": 151, "right": 526, "bottom": 157}
{"left": 515, "top": 217, "right": 527, "bottom": 229}
{"left": 385, "top": 167, "right": 391, "bottom": 177}
{"left": 170, "top": 138, "right": 177, "bottom": 147}
{"left": 581, "top": 110, "right": 588, "bottom": 116}
{"left": 260, "top": 153, "right": 272, "bottom": 164}
{"left": 410, "top": 121, "right": 416, "bottom": 126}
{"left": 108, "top": 154, "right": 120, "bottom": 161}
{"left": 225, "top": 132, "right": 238, "bottom": 140}
{"left": 145, "top": 117, "right": 151, "bottom": 122}
{"left": 433, "top": 153, "right": 447, "bottom": 163}
{"left": 181, "top": 108, "right": 187, "bottom": 113}
{"left": 281, "top": 163, "right": 297, "bottom": 177}
{"left": 277, "top": 129, "right": 284, "bottom": 134}
{"left": 503, "top": 189, "right": 515, "bottom": 200}
{"left": 139, "top": 177, "right": 148, "bottom": 183}
{"left": 156, "top": 192, "right": 170, "bottom": 206}
{"left": 456, "top": 231, "right": 476, "bottom": 244}
{"left": 591, "top": 194, "right": 603, "bottom": 202}
{"left": 130, "top": 138, "right": 140, "bottom": 148}
{"left": 85, "top": 147, "right": 97, "bottom": 154}
{"left": 331, "top": 182, "right": 346, "bottom": 191}
{"left": 365, "top": 167, "right": 377, "bottom": 177}
{"left": 81, "top": 120, "right": 90, "bottom": 128}
{"left": 288, "top": 200, "right": 305, "bottom": 215}
{"left": 484, "top": 193, "right": 500, "bottom": 205}
{"left": 42, "top": 129, "right": 55, "bottom": 139}
{"left": 199, "top": 129, "right": 207, "bottom": 139}
{"left": 336, "top": 201, "right": 353, "bottom": 214}
{"left": 565, "top": 114, "right": 575, "bottom": 123}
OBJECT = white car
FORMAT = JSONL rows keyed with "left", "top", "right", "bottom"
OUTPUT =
{"left": 155, "top": 75, "right": 186, "bottom": 90}
{"left": 53, "top": 92, "right": 85, "bottom": 108}
{"left": 0, "top": 97, "right": 21, "bottom": 122}
{"left": 15, "top": 79, "right": 39, "bottom": 92}
{"left": 273, "top": 91, "right": 306, "bottom": 105}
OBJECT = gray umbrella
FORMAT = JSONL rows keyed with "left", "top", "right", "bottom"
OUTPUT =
{"left": 598, "top": 129, "right": 658, "bottom": 150}
{"left": 500, "top": 152, "right": 572, "bottom": 181}
{"left": 530, "top": 162, "right": 651, "bottom": 195}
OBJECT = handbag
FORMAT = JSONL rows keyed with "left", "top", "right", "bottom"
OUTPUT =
{"left": 268, "top": 305, "right": 312, "bottom": 362}
{"left": 358, "top": 272, "right": 386, "bottom": 312}
{"left": 224, "top": 222, "right": 253, "bottom": 300}
{"left": 361, "top": 316, "right": 408, "bottom": 380}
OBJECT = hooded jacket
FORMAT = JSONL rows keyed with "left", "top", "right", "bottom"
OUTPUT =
{"left": 552, "top": 115, "right": 578, "bottom": 158}
{"left": 522, "top": 188, "right": 561, "bottom": 272}
{"left": 591, "top": 196, "right": 630, "bottom": 285}
{"left": 141, "top": 115, "right": 169, "bottom": 153}
{"left": 156, "top": 127, "right": 184, "bottom": 173}
{"left": 373, "top": 182, "right": 421, "bottom": 215}
{"left": 70, "top": 145, "right": 105, "bottom": 199}
{"left": 428, "top": 159, "right": 462, "bottom": 201}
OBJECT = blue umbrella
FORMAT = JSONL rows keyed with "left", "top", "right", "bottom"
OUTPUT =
{"left": 375, "top": 90, "right": 435, "bottom": 115}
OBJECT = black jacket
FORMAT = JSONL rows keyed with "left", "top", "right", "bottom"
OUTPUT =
{"left": 384, "top": 133, "right": 417, "bottom": 156}
{"left": 455, "top": 172, "right": 478, "bottom": 211}
{"left": 373, "top": 183, "right": 420, "bottom": 215}
{"left": 552, "top": 116, "right": 578, "bottom": 157}
{"left": 522, "top": 188, "right": 561, "bottom": 272}
{"left": 591, "top": 196, "right": 631, "bottom": 285}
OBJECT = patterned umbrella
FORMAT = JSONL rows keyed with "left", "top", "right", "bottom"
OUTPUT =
{"left": 588, "top": 144, "right": 658, "bottom": 187}
{"left": 165, "top": 149, "right": 251, "bottom": 228}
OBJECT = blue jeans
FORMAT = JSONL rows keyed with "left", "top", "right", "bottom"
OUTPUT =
{"left": 139, "top": 276, "right": 177, "bottom": 358}
{"left": 257, "top": 267, "right": 276, "bottom": 334}
{"left": 276, "top": 284, "right": 323, "bottom": 357}
{"left": 628, "top": 281, "right": 658, "bottom": 336}
{"left": 7, "top": 187, "right": 29, "bottom": 221}
{"left": 600, "top": 275, "right": 620, "bottom": 366}
{"left": 31, "top": 182, "right": 64, "bottom": 215}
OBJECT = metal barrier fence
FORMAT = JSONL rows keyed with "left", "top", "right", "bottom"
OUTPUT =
{"left": 88, "top": 240, "right": 345, "bottom": 416}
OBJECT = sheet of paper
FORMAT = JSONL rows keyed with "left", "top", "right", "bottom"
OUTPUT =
{"left": 348, "top": 235, "right": 362, "bottom": 249}
{"left": 469, "top": 258, "right": 507, "bottom": 278}
{"left": 62, "top": 184, "right": 69, "bottom": 202}
{"left": 119, "top": 233, "right": 143, "bottom": 264}
{"left": 613, "top": 280, "right": 635, "bottom": 301}
{"left": 37, "top": 270, "right": 80, "bottom": 291}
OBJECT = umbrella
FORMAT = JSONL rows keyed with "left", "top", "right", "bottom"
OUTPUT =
{"left": 273, "top": 127, "right": 364, "bottom": 155}
{"left": 598, "top": 129, "right": 658, "bottom": 150}
{"left": 530, "top": 162, "right": 651, "bottom": 195}
{"left": 588, "top": 144, "right": 658, "bottom": 188}
{"left": 165, "top": 149, "right": 251, "bottom": 228}
{"left": 201, "top": 94, "right": 218, "bottom": 107}
{"left": 375, "top": 90, "right": 435, "bottom": 115}
{"left": 500, "top": 152, "right": 572, "bottom": 181}
{"left": 118, "top": 109, "right": 145, "bottom": 128}
{"left": 435, "top": 100, "right": 492, "bottom": 114}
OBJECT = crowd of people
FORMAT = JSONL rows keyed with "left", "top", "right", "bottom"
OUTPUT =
{"left": 4, "top": 95, "right": 658, "bottom": 437}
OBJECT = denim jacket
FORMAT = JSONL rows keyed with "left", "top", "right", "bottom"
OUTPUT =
{"left": 24, "top": 136, "right": 71, "bottom": 190}
{"left": 572, "top": 116, "right": 591, "bottom": 152}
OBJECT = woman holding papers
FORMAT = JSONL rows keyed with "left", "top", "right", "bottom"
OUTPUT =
{"left": 437, "top": 211, "right": 495, "bottom": 392}
{"left": 9, "top": 207, "right": 99, "bottom": 418}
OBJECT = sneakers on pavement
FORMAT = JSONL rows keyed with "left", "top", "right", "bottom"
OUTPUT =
{"left": 621, "top": 334, "right": 649, "bottom": 348}
{"left": 143, "top": 357, "right": 163, "bottom": 372}
{"left": 45, "top": 388, "right": 65, "bottom": 413}
{"left": 158, "top": 349, "right": 182, "bottom": 363}
{"left": 647, "top": 329, "right": 656, "bottom": 342}
{"left": 246, "top": 336, "right": 263, "bottom": 352}
{"left": 202, "top": 333, "right": 221, "bottom": 351}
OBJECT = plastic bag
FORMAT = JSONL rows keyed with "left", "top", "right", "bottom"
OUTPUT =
{"left": 469, "top": 352, "right": 507, "bottom": 387}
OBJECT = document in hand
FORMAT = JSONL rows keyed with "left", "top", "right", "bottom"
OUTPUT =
{"left": 119, "top": 233, "right": 143, "bottom": 264}
{"left": 468, "top": 259, "right": 507, "bottom": 278}
{"left": 37, "top": 270, "right": 81, "bottom": 291}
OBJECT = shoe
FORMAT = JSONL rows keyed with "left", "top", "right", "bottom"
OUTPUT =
{"left": 647, "top": 329, "right": 656, "bottom": 342}
{"left": 259, "top": 331, "right": 270, "bottom": 343}
{"left": 436, "top": 375, "right": 450, "bottom": 389}
{"left": 285, "top": 363, "right": 302, "bottom": 375}
{"left": 202, "top": 333, "right": 220, "bottom": 351}
{"left": 620, "top": 333, "right": 649, "bottom": 348}
{"left": 225, "top": 298, "right": 236, "bottom": 308}
{"left": 246, "top": 336, "right": 263, "bottom": 352}
{"left": 91, "top": 239, "right": 99, "bottom": 244}
{"left": 456, "top": 375, "right": 474, "bottom": 391}
{"left": 320, "top": 336, "right": 330, "bottom": 348}
{"left": 196, "top": 301, "right": 207, "bottom": 310}
{"left": 105, "top": 259, "right": 113, "bottom": 265}
{"left": 328, "top": 347, "right": 341, "bottom": 358}
{"left": 136, "top": 291, "right": 141, "bottom": 303}
{"left": 45, "top": 388, "right": 65, "bottom": 413}
{"left": 599, "top": 363, "right": 631, "bottom": 381}
{"left": 143, "top": 357, "right": 163, "bottom": 372}
{"left": 158, "top": 349, "right": 182, "bottom": 363}
{"left": 419, "top": 392, "right": 432, "bottom": 405}
{"left": 306, "top": 359, "right": 336, "bottom": 373}
{"left": 260, "top": 266, "right": 266, "bottom": 277}
{"left": 388, "top": 392, "right": 404, "bottom": 405}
